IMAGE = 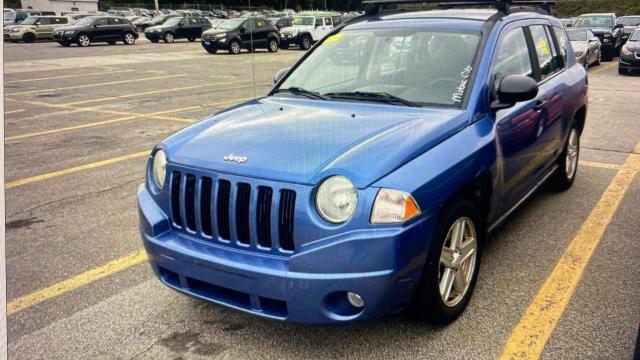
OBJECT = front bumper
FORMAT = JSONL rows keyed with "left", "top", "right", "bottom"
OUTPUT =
{"left": 619, "top": 52, "right": 640, "bottom": 70}
{"left": 144, "top": 32, "right": 161, "bottom": 41}
{"left": 138, "top": 184, "right": 435, "bottom": 323}
{"left": 4, "top": 31, "right": 23, "bottom": 40}
{"left": 53, "top": 32, "right": 75, "bottom": 42}
{"left": 201, "top": 37, "right": 229, "bottom": 50}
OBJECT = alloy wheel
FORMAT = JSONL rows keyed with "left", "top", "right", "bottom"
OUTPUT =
{"left": 438, "top": 217, "right": 477, "bottom": 307}
{"left": 164, "top": 33, "right": 174, "bottom": 43}
{"left": 565, "top": 129, "right": 579, "bottom": 180}
{"left": 269, "top": 39, "right": 278, "bottom": 52}
{"left": 78, "top": 35, "right": 90, "bottom": 47}
{"left": 231, "top": 41, "right": 240, "bottom": 54}
{"left": 124, "top": 33, "right": 135, "bottom": 45}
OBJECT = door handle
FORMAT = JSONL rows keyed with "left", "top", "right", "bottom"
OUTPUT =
{"left": 534, "top": 99, "right": 546, "bottom": 111}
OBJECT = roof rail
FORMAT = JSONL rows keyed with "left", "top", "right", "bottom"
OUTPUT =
{"left": 362, "top": 0, "right": 555, "bottom": 16}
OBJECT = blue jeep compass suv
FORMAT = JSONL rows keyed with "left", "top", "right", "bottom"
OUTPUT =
{"left": 138, "top": 0, "right": 588, "bottom": 325}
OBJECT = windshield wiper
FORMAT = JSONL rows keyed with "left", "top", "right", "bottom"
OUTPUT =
{"left": 274, "top": 87, "right": 331, "bottom": 101}
{"left": 324, "top": 91, "right": 421, "bottom": 107}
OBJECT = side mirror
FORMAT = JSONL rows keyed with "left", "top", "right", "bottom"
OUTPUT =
{"left": 491, "top": 75, "right": 538, "bottom": 111}
{"left": 589, "top": 37, "right": 599, "bottom": 42}
{"left": 566, "top": 23, "right": 572, "bottom": 28}
{"left": 614, "top": 23, "right": 624, "bottom": 29}
{"left": 273, "top": 67, "right": 291, "bottom": 84}
{"left": 178, "top": 23, "right": 183, "bottom": 27}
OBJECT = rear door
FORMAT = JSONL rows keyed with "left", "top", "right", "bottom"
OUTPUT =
{"left": 91, "top": 18, "right": 110, "bottom": 41}
{"left": 107, "top": 17, "right": 126, "bottom": 40}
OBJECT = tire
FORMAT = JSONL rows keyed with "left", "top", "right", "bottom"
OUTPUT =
{"left": 228, "top": 40, "right": 241, "bottom": 54}
{"left": 187, "top": 37, "right": 195, "bottom": 42}
{"left": 548, "top": 126, "right": 580, "bottom": 191}
{"left": 583, "top": 57, "right": 589, "bottom": 71}
{"left": 299, "top": 35, "right": 312, "bottom": 50}
{"left": 22, "top": 32, "right": 35, "bottom": 43}
{"left": 205, "top": 47, "right": 217, "bottom": 54}
{"left": 594, "top": 50, "right": 601, "bottom": 66}
{"left": 123, "top": 32, "right": 136, "bottom": 45}
{"left": 267, "top": 38, "right": 279, "bottom": 53}
{"left": 77, "top": 34, "right": 90, "bottom": 47}
{"left": 163, "top": 32, "right": 174, "bottom": 43}
{"left": 411, "top": 197, "right": 482, "bottom": 325}
{"left": 58, "top": 41, "right": 70, "bottom": 47}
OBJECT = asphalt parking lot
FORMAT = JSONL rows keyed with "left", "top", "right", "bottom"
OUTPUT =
{"left": 3, "top": 38, "right": 640, "bottom": 359}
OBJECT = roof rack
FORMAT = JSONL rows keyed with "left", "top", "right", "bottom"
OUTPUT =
{"left": 362, "top": 0, "right": 555, "bottom": 16}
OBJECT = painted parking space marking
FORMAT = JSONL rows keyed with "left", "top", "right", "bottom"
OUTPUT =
{"left": 579, "top": 160, "right": 621, "bottom": 170}
{"left": 4, "top": 69, "right": 134, "bottom": 84}
{"left": 499, "top": 142, "right": 640, "bottom": 360}
{"left": 4, "top": 109, "right": 25, "bottom": 115}
{"left": 5, "top": 74, "right": 187, "bottom": 96}
{"left": 60, "top": 80, "right": 268, "bottom": 107}
{"left": 6, "top": 151, "right": 150, "bottom": 189}
{"left": 7, "top": 250, "right": 148, "bottom": 316}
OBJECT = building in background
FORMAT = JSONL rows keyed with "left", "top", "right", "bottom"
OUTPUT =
{"left": 20, "top": 0, "right": 98, "bottom": 13}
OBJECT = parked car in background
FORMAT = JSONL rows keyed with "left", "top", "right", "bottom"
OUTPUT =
{"left": 618, "top": 16, "right": 640, "bottom": 44}
{"left": 567, "top": 28, "right": 601, "bottom": 69}
{"left": 573, "top": 13, "right": 623, "bottom": 60}
{"left": 559, "top": 18, "right": 573, "bottom": 28}
{"left": 53, "top": 16, "right": 138, "bottom": 47}
{"left": 134, "top": 14, "right": 179, "bottom": 31}
{"left": 4, "top": 16, "right": 72, "bottom": 43}
{"left": 269, "top": 16, "right": 293, "bottom": 30}
{"left": 145, "top": 16, "right": 211, "bottom": 43}
{"left": 619, "top": 27, "right": 640, "bottom": 75}
{"left": 139, "top": 5, "right": 588, "bottom": 325}
{"left": 279, "top": 13, "right": 341, "bottom": 50}
{"left": 201, "top": 18, "right": 280, "bottom": 54}
{"left": 4, "top": 10, "right": 36, "bottom": 25}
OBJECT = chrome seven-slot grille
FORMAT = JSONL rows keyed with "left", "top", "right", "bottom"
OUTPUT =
{"left": 169, "top": 170, "right": 297, "bottom": 253}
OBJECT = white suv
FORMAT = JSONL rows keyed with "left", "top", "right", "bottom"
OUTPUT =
{"left": 279, "top": 13, "right": 342, "bottom": 50}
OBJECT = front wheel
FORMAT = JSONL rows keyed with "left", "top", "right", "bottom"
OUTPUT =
{"left": 228, "top": 40, "right": 241, "bottom": 54}
{"left": 267, "top": 38, "right": 279, "bottom": 53}
{"left": 411, "top": 197, "right": 482, "bottom": 325}
{"left": 22, "top": 33, "right": 35, "bottom": 43}
{"left": 549, "top": 127, "right": 580, "bottom": 191}
{"left": 163, "top": 32, "right": 174, "bottom": 43}
{"left": 77, "top": 34, "right": 90, "bottom": 47}
{"left": 123, "top": 32, "right": 136, "bottom": 45}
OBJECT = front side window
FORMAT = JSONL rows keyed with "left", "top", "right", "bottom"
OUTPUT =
{"left": 493, "top": 27, "right": 533, "bottom": 89}
{"left": 553, "top": 26, "right": 568, "bottom": 64}
{"left": 529, "top": 25, "right": 557, "bottom": 80}
{"left": 20, "top": 16, "right": 38, "bottom": 25}
{"left": 574, "top": 16, "right": 613, "bottom": 28}
{"left": 619, "top": 17, "right": 640, "bottom": 26}
{"left": 278, "top": 29, "right": 481, "bottom": 107}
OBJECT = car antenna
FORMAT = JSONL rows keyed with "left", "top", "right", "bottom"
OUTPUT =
{"left": 248, "top": 0, "right": 257, "bottom": 100}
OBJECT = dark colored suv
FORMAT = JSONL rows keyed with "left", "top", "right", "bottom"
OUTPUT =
{"left": 144, "top": 16, "right": 211, "bottom": 43}
{"left": 201, "top": 18, "right": 280, "bottom": 54}
{"left": 573, "top": 13, "right": 624, "bottom": 60}
{"left": 53, "top": 16, "right": 138, "bottom": 47}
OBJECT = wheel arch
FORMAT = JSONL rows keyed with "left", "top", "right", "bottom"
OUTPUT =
{"left": 444, "top": 172, "right": 492, "bottom": 234}
{"left": 573, "top": 105, "right": 587, "bottom": 135}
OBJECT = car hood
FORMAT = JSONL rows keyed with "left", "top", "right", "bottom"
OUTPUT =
{"left": 202, "top": 28, "right": 230, "bottom": 35}
{"left": 146, "top": 24, "right": 172, "bottom": 31}
{"left": 53, "top": 25, "right": 80, "bottom": 32}
{"left": 162, "top": 97, "right": 468, "bottom": 188}
{"left": 624, "top": 41, "right": 640, "bottom": 51}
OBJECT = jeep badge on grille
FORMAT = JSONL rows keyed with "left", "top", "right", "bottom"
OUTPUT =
{"left": 223, "top": 154, "right": 248, "bottom": 163}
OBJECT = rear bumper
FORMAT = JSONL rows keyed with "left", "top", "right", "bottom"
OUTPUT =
{"left": 138, "top": 184, "right": 435, "bottom": 323}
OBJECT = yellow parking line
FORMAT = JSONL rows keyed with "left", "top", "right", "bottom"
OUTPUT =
{"left": 7, "top": 250, "right": 148, "bottom": 316}
{"left": 6, "top": 151, "right": 150, "bottom": 189}
{"left": 499, "top": 142, "right": 640, "bottom": 360}
{"left": 4, "top": 69, "right": 134, "bottom": 84}
{"left": 589, "top": 62, "right": 617, "bottom": 75}
{"left": 60, "top": 80, "right": 268, "bottom": 106}
{"left": 4, "top": 109, "right": 25, "bottom": 115}
{"left": 6, "top": 74, "right": 187, "bottom": 96}
{"left": 579, "top": 160, "right": 621, "bottom": 170}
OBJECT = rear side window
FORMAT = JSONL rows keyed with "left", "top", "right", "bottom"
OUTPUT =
{"left": 315, "top": 18, "right": 322, "bottom": 26}
{"left": 55, "top": 17, "right": 68, "bottom": 24}
{"left": 529, "top": 25, "right": 558, "bottom": 80}
{"left": 552, "top": 26, "right": 568, "bottom": 64}
{"left": 36, "top": 17, "right": 50, "bottom": 25}
{"left": 324, "top": 17, "right": 332, "bottom": 26}
{"left": 94, "top": 18, "right": 108, "bottom": 26}
{"left": 255, "top": 20, "right": 265, "bottom": 28}
{"left": 493, "top": 27, "right": 534, "bottom": 89}
{"left": 108, "top": 18, "right": 123, "bottom": 25}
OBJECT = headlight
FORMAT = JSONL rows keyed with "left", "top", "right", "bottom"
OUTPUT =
{"left": 604, "top": 33, "right": 612, "bottom": 38}
{"left": 63, "top": 30, "right": 74, "bottom": 35}
{"left": 151, "top": 149, "right": 167, "bottom": 190}
{"left": 11, "top": 28, "right": 19, "bottom": 32}
{"left": 370, "top": 189, "right": 421, "bottom": 224}
{"left": 621, "top": 47, "right": 632, "bottom": 56}
{"left": 315, "top": 176, "right": 358, "bottom": 223}
{"left": 216, "top": 32, "right": 227, "bottom": 38}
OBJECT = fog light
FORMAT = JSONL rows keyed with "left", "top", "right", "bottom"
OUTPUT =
{"left": 347, "top": 292, "right": 364, "bottom": 308}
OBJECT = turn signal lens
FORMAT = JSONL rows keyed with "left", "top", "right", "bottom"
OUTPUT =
{"left": 370, "top": 189, "right": 421, "bottom": 224}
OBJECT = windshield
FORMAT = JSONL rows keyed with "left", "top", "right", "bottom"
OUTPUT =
{"left": 152, "top": 15, "right": 170, "bottom": 23}
{"left": 619, "top": 17, "right": 640, "bottom": 26}
{"left": 278, "top": 29, "right": 481, "bottom": 107}
{"left": 567, "top": 30, "right": 587, "bottom": 41}
{"left": 293, "top": 16, "right": 313, "bottom": 26}
{"left": 20, "top": 16, "right": 39, "bottom": 25}
{"left": 74, "top": 17, "right": 96, "bottom": 26}
{"left": 4, "top": 12, "right": 15, "bottom": 21}
{"left": 216, "top": 18, "right": 244, "bottom": 30}
{"left": 574, "top": 16, "right": 613, "bottom": 28}
{"left": 163, "top": 17, "right": 182, "bottom": 26}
